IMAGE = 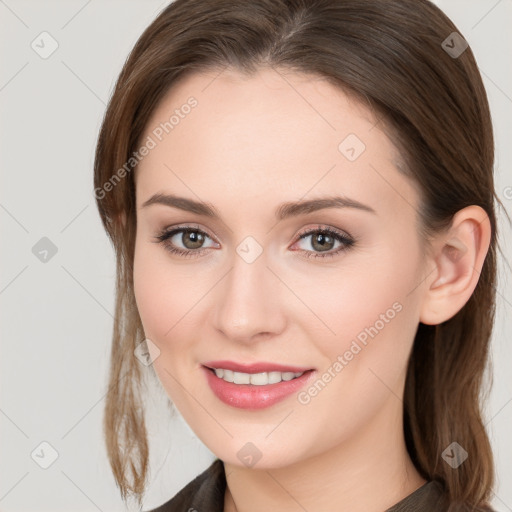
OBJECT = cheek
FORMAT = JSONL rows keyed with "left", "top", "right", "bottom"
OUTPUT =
{"left": 309, "top": 247, "right": 422, "bottom": 367}
{"left": 293, "top": 258, "right": 421, "bottom": 438}
{"left": 132, "top": 239, "right": 216, "bottom": 375}
{"left": 133, "top": 240, "right": 185, "bottom": 343}
{"left": 133, "top": 243, "right": 202, "bottom": 404}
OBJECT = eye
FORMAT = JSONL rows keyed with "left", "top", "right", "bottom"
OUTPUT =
{"left": 153, "top": 224, "right": 355, "bottom": 260}
{"left": 291, "top": 225, "right": 355, "bottom": 260}
{"left": 153, "top": 224, "right": 218, "bottom": 258}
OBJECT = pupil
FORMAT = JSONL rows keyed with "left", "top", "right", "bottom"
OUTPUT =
{"left": 314, "top": 233, "right": 332, "bottom": 251}
{"left": 185, "top": 231, "right": 203, "bottom": 248}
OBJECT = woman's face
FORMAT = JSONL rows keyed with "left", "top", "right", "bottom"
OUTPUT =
{"left": 133, "top": 67, "right": 429, "bottom": 468}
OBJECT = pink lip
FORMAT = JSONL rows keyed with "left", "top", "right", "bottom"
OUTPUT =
{"left": 202, "top": 360, "right": 313, "bottom": 373}
{"left": 201, "top": 364, "right": 316, "bottom": 410}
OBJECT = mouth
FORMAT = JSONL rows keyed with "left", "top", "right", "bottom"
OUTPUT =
{"left": 201, "top": 360, "right": 316, "bottom": 410}
{"left": 204, "top": 366, "right": 308, "bottom": 385}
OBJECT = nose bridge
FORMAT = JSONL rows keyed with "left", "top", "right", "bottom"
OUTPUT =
{"left": 212, "top": 242, "right": 285, "bottom": 341}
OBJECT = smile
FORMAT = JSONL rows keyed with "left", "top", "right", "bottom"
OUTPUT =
{"left": 202, "top": 361, "right": 316, "bottom": 410}
{"left": 211, "top": 368, "right": 305, "bottom": 385}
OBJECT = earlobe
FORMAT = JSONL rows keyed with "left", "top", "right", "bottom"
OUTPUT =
{"left": 419, "top": 206, "right": 491, "bottom": 326}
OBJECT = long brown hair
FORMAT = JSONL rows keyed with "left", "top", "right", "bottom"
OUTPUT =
{"left": 93, "top": 0, "right": 508, "bottom": 509}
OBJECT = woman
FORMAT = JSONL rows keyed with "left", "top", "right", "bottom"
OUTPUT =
{"left": 93, "top": 0, "right": 505, "bottom": 510}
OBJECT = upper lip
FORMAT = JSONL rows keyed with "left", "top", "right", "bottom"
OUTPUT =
{"left": 202, "top": 360, "right": 313, "bottom": 374}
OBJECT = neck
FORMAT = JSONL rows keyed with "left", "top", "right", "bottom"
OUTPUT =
{"left": 223, "top": 397, "right": 426, "bottom": 512}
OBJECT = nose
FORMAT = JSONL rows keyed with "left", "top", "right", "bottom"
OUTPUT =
{"left": 212, "top": 249, "right": 287, "bottom": 344}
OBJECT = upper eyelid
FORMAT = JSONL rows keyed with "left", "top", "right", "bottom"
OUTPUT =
{"left": 159, "top": 223, "right": 350, "bottom": 236}
{"left": 158, "top": 224, "right": 353, "bottom": 246}
{"left": 296, "top": 225, "right": 351, "bottom": 239}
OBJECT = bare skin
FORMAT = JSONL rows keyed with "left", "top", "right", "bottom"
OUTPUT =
{"left": 131, "top": 66, "right": 491, "bottom": 512}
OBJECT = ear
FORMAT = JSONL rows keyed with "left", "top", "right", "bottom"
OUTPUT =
{"left": 419, "top": 205, "right": 491, "bottom": 325}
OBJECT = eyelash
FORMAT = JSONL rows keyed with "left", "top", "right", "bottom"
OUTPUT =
{"left": 153, "top": 224, "right": 355, "bottom": 260}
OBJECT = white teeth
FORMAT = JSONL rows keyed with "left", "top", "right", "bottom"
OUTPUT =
{"left": 213, "top": 368, "right": 305, "bottom": 385}
{"left": 223, "top": 369, "right": 234, "bottom": 382}
{"left": 268, "top": 371, "right": 282, "bottom": 384}
{"left": 233, "top": 372, "right": 250, "bottom": 384}
{"left": 249, "top": 372, "right": 268, "bottom": 385}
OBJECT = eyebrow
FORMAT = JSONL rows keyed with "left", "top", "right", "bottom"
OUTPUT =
{"left": 140, "top": 193, "right": 377, "bottom": 220}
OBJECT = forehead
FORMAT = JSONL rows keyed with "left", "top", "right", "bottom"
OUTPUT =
{"left": 140, "top": 66, "right": 381, "bottom": 159}
{"left": 135, "top": 67, "right": 416, "bottom": 220}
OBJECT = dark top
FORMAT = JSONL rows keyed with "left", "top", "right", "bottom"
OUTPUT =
{"left": 144, "top": 458, "right": 464, "bottom": 512}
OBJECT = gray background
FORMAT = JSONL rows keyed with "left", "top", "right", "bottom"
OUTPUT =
{"left": 0, "top": 1, "right": 510, "bottom": 511}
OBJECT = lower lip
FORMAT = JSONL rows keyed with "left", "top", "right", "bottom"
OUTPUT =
{"left": 202, "top": 366, "right": 315, "bottom": 410}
